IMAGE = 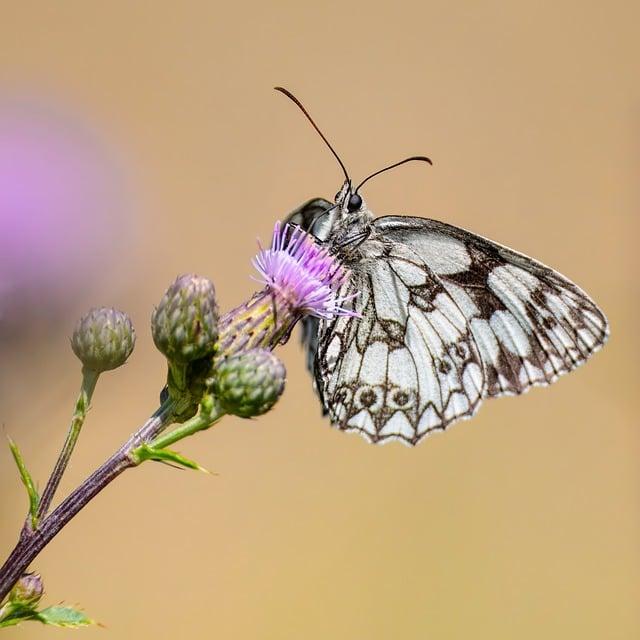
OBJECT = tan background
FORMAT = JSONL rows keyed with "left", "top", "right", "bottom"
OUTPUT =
{"left": 1, "top": 2, "right": 638, "bottom": 638}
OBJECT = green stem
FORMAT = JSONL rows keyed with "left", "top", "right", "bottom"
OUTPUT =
{"left": 35, "top": 368, "right": 100, "bottom": 521}
{"left": 147, "top": 401, "right": 225, "bottom": 451}
{"left": 167, "top": 360, "right": 188, "bottom": 394}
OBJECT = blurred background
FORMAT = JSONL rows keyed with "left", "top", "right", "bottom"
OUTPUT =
{"left": 1, "top": 2, "right": 637, "bottom": 638}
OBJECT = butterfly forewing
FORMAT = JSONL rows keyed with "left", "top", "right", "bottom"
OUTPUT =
{"left": 374, "top": 216, "right": 609, "bottom": 398}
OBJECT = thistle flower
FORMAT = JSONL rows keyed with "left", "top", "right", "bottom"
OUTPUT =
{"left": 217, "top": 222, "right": 356, "bottom": 357}
{"left": 253, "top": 221, "right": 357, "bottom": 319}
{"left": 214, "top": 349, "right": 286, "bottom": 417}
{"left": 9, "top": 572, "right": 43, "bottom": 607}
{"left": 71, "top": 307, "right": 135, "bottom": 373}
{"left": 151, "top": 274, "right": 219, "bottom": 364}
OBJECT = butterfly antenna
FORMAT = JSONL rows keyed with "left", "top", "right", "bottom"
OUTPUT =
{"left": 274, "top": 87, "right": 351, "bottom": 186}
{"left": 355, "top": 156, "right": 432, "bottom": 193}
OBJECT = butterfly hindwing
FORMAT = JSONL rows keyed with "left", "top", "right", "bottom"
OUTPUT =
{"left": 315, "top": 239, "right": 485, "bottom": 445}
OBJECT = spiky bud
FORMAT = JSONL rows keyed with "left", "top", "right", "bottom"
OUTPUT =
{"left": 151, "top": 274, "right": 219, "bottom": 364}
{"left": 213, "top": 349, "right": 285, "bottom": 417}
{"left": 9, "top": 572, "right": 44, "bottom": 607}
{"left": 71, "top": 307, "right": 135, "bottom": 373}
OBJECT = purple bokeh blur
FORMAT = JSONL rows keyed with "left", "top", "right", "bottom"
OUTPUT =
{"left": 0, "top": 94, "right": 131, "bottom": 340}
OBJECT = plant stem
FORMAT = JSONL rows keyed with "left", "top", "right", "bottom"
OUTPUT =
{"left": 0, "top": 400, "right": 176, "bottom": 603}
{"left": 36, "top": 368, "right": 100, "bottom": 521}
{"left": 148, "top": 404, "right": 224, "bottom": 451}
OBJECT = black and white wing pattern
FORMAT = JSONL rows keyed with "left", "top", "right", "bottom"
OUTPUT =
{"left": 315, "top": 237, "right": 486, "bottom": 445}
{"left": 375, "top": 217, "right": 609, "bottom": 398}
{"left": 313, "top": 217, "right": 608, "bottom": 446}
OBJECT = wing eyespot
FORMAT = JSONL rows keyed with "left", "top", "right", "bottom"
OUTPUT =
{"left": 387, "top": 388, "right": 416, "bottom": 410}
{"left": 354, "top": 385, "right": 384, "bottom": 413}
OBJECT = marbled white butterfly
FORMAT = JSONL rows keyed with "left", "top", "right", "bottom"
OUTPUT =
{"left": 277, "top": 87, "right": 609, "bottom": 446}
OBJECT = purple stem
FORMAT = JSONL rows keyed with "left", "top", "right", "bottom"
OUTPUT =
{"left": 0, "top": 401, "right": 175, "bottom": 602}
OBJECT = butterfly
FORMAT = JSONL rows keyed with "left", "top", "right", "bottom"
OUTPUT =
{"left": 276, "top": 87, "right": 609, "bottom": 446}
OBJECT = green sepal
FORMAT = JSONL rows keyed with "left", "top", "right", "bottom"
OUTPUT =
{"left": 131, "top": 443, "right": 210, "bottom": 473}
{"left": 7, "top": 437, "right": 40, "bottom": 529}
{"left": 0, "top": 601, "right": 38, "bottom": 628}
{"left": 34, "top": 605, "right": 95, "bottom": 628}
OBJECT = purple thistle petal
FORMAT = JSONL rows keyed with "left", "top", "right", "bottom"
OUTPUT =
{"left": 252, "top": 221, "right": 359, "bottom": 320}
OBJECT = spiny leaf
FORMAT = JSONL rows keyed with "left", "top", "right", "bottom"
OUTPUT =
{"left": 34, "top": 605, "right": 95, "bottom": 628}
{"left": 7, "top": 437, "right": 39, "bottom": 528}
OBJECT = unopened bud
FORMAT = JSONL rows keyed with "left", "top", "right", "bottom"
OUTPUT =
{"left": 9, "top": 572, "right": 44, "bottom": 607}
{"left": 151, "top": 274, "right": 219, "bottom": 363}
{"left": 213, "top": 349, "right": 285, "bottom": 418}
{"left": 71, "top": 307, "right": 135, "bottom": 373}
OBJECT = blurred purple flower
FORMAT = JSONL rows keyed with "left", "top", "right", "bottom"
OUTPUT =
{"left": 0, "top": 95, "right": 131, "bottom": 337}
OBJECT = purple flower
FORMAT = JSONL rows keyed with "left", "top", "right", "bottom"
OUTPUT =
{"left": 0, "top": 96, "right": 131, "bottom": 340}
{"left": 252, "top": 221, "right": 358, "bottom": 319}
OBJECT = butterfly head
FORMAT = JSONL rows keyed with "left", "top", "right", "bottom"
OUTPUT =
{"left": 334, "top": 180, "right": 373, "bottom": 226}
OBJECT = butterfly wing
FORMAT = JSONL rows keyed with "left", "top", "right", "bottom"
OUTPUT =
{"left": 314, "top": 239, "right": 486, "bottom": 445}
{"left": 373, "top": 216, "right": 609, "bottom": 398}
{"left": 285, "top": 197, "right": 334, "bottom": 240}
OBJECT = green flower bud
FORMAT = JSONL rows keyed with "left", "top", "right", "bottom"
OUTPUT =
{"left": 71, "top": 307, "right": 135, "bottom": 373}
{"left": 9, "top": 572, "right": 44, "bottom": 607}
{"left": 213, "top": 349, "right": 285, "bottom": 418}
{"left": 151, "top": 274, "right": 219, "bottom": 364}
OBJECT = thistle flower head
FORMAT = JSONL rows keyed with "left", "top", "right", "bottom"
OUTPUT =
{"left": 9, "top": 572, "right": 44, "bottom": 607}
{"left": 213, "top": 349, "right": 286, "bottom": 418}
{"left": 71, "top": 307, "right": 135, "bottom": 373}
{"left": 252, "top": 221, "right": 357, "bottom": 319}
{"left": 152, "top": 274, "right": 219, "bottom": 364}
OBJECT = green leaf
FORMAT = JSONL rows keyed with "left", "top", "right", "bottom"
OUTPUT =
{"left": 7, "top": 437, "right": 40, "bottom": 528}
{"left": 133, "top": 443, "right": 210, "bottom": 473}
{"left": 34, "top": 605, "right": 95, "bottom": 628}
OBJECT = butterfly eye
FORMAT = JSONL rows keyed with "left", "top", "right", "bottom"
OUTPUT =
{"left": 347, "top": 193, "right": 363, "bottom": 212}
